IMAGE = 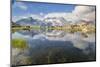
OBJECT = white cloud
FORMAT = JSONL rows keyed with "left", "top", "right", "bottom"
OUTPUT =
{"left": 18, "top": 2, "right": 28, "bottom": 10}
{"left": 13, "top": 2, "right": 28, "bottom": 11}
{"left": 82, "top": 11, "right": 95, "bottom": 22}
{"left": 40, "top": 12, "right": 44, "bottom": 16}
{"left": 44, "top": 12, "right": 67, "bottom": 18}
{"left": 19, "top": 4, "right": 27, "bottom": 10}
{"left": 44, "top": 6, "right": 95, "bottom": 24}
{"left": 73, "top": 6, "right": 95, "bottom": 22}
{"left": 73, "top": 6, "right": 93, "bottom": 15}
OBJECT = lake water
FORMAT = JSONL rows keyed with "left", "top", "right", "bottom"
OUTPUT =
{"left": 11, "top": 29, "right": 96, "bottom": 66}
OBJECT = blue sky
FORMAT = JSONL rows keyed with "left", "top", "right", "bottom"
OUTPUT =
{"left": 12, "top": 1, "right": 75, "bottom": 17}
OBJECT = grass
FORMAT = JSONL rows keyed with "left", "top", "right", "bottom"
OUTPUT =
{"left": 30, "top": 26, "right": 40, "bottom": 29}
{"left": 12, "top": 39, "right": 28, "bottom": 49}
{"left": 12, "top": 25, "right": 41, "bottom": 33}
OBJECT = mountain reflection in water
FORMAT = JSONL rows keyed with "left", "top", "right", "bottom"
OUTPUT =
{"left": 11, "top": 29, "right": 96, "bottom": 66}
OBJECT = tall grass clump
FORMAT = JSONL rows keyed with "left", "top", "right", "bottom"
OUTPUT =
{"left": 12, "top": 39, "right": 28, "bottom": 49}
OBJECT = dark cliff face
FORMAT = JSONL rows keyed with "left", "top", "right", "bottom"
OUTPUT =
{"left": 12, "top": 21, "right": 20, "bottom": 27}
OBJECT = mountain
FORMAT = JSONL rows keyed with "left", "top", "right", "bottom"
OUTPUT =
{"left": 16, "top": 17, "right": 43, "bottom": 26}
{"left": 15, "top": 13, "right": 95, "bottom": 27}
{"left": 12, "top": 21, "right": 21, "bottom": 27}
{"left": 15, "top": 13, "right": 75, "bottom": 26}
{"left": 44, "top": 17, "right": 67, "bottom": 26}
